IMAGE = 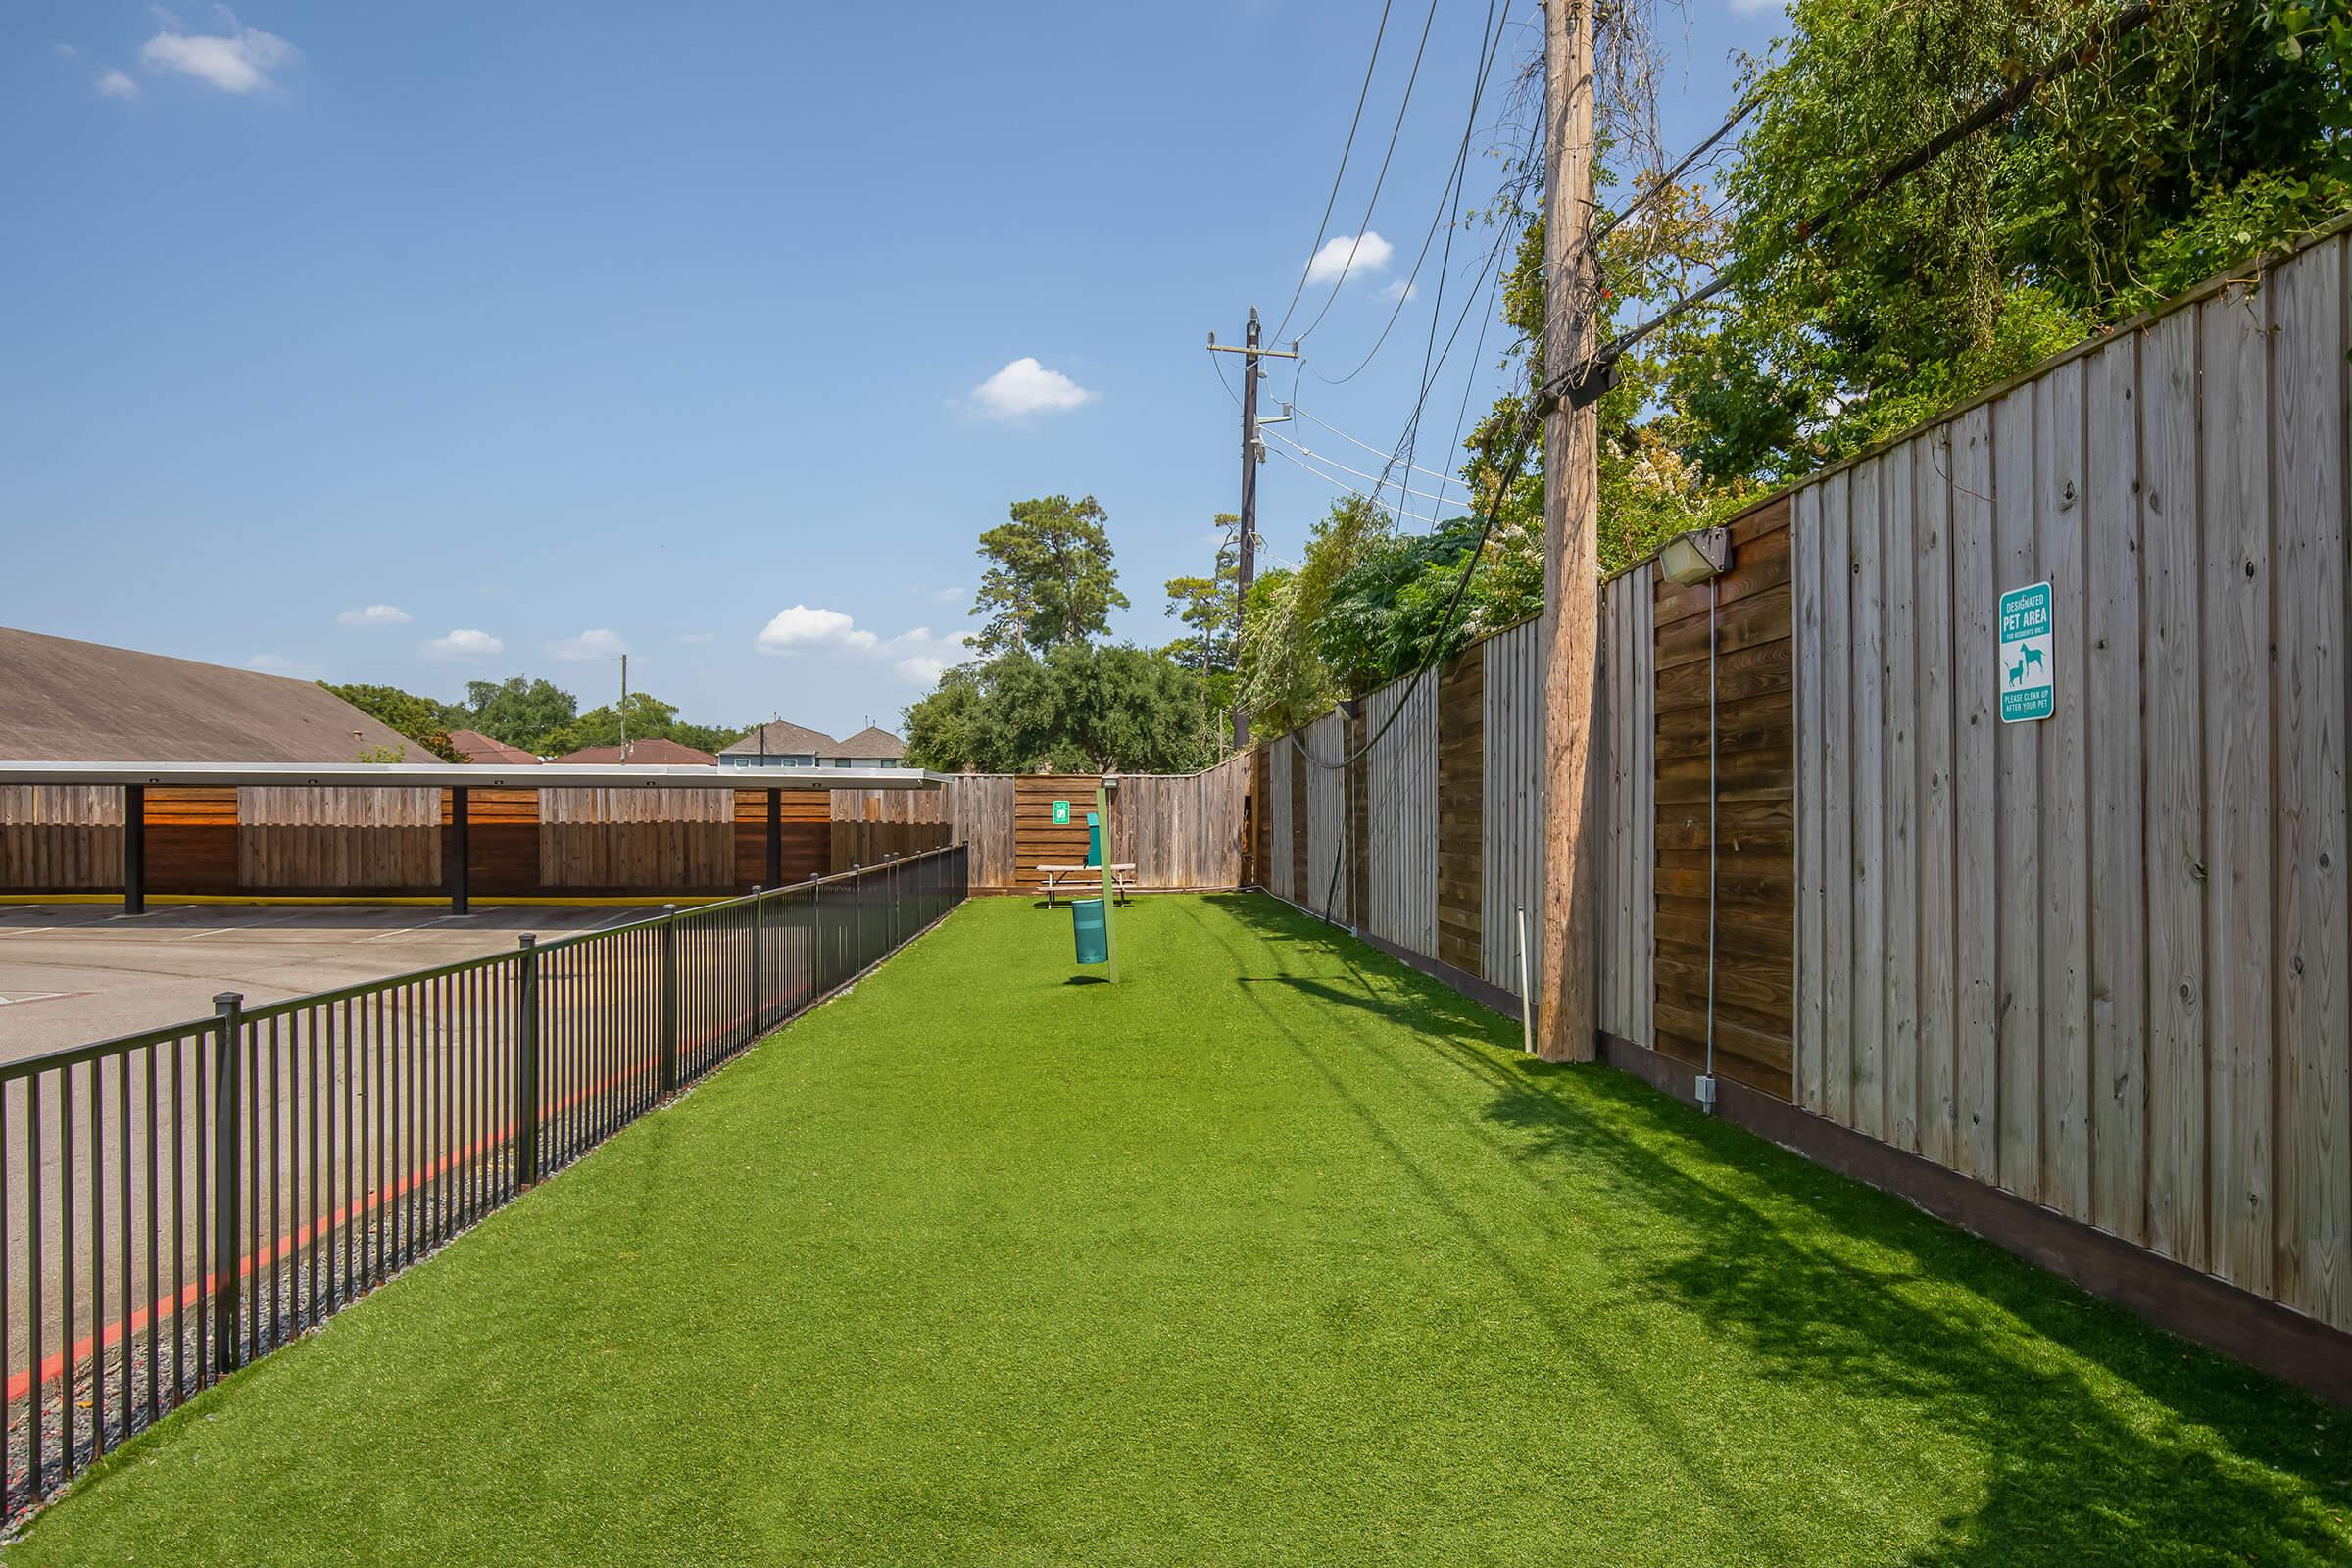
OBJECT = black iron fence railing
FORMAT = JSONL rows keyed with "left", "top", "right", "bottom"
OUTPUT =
{"left": 0, "top": 844, "right": 968, "bottom": 1523}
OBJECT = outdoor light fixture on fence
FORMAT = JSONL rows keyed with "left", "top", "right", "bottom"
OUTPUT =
{"left": 1659, "top": 525, "right": 1732, "bottom": 586}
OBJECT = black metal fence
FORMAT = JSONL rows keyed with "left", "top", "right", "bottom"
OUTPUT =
{"left": 0, "top": 844, "right": 967, "bottom": 1523}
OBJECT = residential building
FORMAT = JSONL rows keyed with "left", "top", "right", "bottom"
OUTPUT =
{"left": 447, "top": 729, "right": 543, "bottom": 765}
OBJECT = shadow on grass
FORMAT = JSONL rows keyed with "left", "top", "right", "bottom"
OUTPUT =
{"left": 1192, "top": 892, "right": 2352, "bottom": 1565}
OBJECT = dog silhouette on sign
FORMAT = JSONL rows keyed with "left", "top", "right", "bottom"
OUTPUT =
{"left": 2008, "top": 658, "right": 2026, "bottom": 686}
{"left": 2023, "top": 643, "right": 2045, "bottom": 675}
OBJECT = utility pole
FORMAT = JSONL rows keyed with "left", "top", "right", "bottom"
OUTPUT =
{"left": 1538, "top": 0, "right": 1601, "bottom": 1063}
{"left": 1207, "top": 313, "right": 1298, "bottom": 750}
{"left": 618, "top": 652, "right": 629, "bottom": 760}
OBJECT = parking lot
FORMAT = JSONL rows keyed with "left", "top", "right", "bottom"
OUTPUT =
{"left": 0, "top": 903, "right": 663, "bottom": 1063}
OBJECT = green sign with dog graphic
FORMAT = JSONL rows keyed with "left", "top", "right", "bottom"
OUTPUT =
{"left": 1998, "top": 580, "right": 2053, "bottom": 723}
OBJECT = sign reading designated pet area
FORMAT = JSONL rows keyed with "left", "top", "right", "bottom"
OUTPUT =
{"left": 1998, "top": 580, "right": 2054, "bottom": 723}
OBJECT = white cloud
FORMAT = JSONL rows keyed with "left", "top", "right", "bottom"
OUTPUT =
{"left": 57, "top": 43, "right": 81, "bottom": 59}
{"left": 337, "top": 603, "right": 410, "bottom": 627}
{"left": 244, "top": 653, "right": 296, "bottom": 672}
{"left": 1378, "top": 277, "right": 1418, "bottom": 303}
{"left": 140, "top": 19, "right": 297, "bottom": 94}
{"left": 677, "top": 631, "right": 715, "bottom": 645}
{"left": 1305, "top": 231, "right": 1394, "bottom": 286}
{"left": 96, "top": 69, "right": 140, "bottom": 99}
{"left": 547, "top": 627, "right": 628, "bottom": 662}
{"left": 1728, "top": 0, "right": 1787, "bottom": 11}
{"left": 967, "top": 357, "right": 1096, "bottom": 419}
{"left": 423, "top": 628, "right": 503, "bottom": 661}
{"left": 755, "top": 605, "right": 968, "bottom": 684}
{"left": 925, "top": 585, "right": 966, "bottom": 605}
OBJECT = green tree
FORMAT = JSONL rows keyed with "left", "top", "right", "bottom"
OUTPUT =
{"left": 1675, "top": 0, "right": 2352, "bottom": 482}
{"left": 1238, "top": 495, "right": 1390, "bottom": 735}
{"left": 1161, "top": 516, "right": 1241, "bottom": 677}
{"left": 903, "top": 644, "right": 1216, "bottom": 774}
{"left": 970, "top": 495, "right": 1130, "bottom": 657}
{"left": 462, "top": 677, "right": 577, "bottom": 748}
{"left": 319, "top": 682, "right": 466, "bottom": 762}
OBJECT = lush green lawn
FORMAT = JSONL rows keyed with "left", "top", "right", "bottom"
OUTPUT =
{"left": 7, "top": 895, "right": 2348, "bottom": 1566}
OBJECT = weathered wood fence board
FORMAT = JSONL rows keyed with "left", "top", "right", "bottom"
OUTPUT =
{"left": 539, "top": 788, "right": 733, "bottom": 891}
{"left": 1480, "top": 619, "right": 1542, "bottom": 999}
{"left": 1367, "top": 678, "right": 1438, "bottom": 956}
{"left": 0, "top": 786, "right": 122, "bottom": 890}
{"left": 1792, "top": 229, "right": 2352, "bottom": 1333}
{"left": 239, "top": 787, "right": 440, "bottom": 891}
{"left": 1110, "top": 754, "right": 1250, "bottom": 891}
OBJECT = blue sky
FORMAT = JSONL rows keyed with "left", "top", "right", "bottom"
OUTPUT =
{"left": 1, "top": 2, "right": 1788, "bottom": 740}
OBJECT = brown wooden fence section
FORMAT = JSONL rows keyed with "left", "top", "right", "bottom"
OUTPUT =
{"left": 0, "top": 786, "right": 122, "bottom": 890}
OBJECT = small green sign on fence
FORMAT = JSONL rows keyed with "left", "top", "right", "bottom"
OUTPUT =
{"left": 1052, "top": 799, "right": 1071, "bottom": 826}
{"left": 1998, "top": 580, "right": 2054, "bottom": 724}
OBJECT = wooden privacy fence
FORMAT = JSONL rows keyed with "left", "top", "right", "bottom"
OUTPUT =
{"left": 1242, "top": 220, "right": 2352, "bottom": 1373}
{"left": 0, "top": 769, "right": 1257, "bottom": 901}
{"left": 1251, "top": 598, "right": 1667, "bottom": 1047}
{"left": 1793, "top": 224, "right": 2352, "bottom": 1334}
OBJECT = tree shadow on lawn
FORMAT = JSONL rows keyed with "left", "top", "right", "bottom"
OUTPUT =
{"left": 1195, "top": 893, "right": 2352, "bottom": 1565}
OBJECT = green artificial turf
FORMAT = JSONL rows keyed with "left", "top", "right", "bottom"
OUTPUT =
{"left": 8, "top": 895, "right": 2348, "bottom": 1566}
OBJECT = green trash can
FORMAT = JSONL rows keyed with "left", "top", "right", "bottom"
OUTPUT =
{"left": 1071, "top": 897, "right": 1108, "bottom": 965}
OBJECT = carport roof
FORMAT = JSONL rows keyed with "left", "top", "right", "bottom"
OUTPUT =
{"left": 0, "top": 760, "right": 944, "bottom": 791}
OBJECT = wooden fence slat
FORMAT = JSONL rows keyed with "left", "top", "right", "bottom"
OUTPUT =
{"left": 2201, "top": 283, "right": 2278, "bottom": 1295}
{"left": 1951, "top": 403, "right": 2002, "bottom": 1184}
{"left": 1795, "top": 486, "right": 1826, "bottom": 1112}
{"left": 2038, "top": 356, "right": 2093, "bottom": 1221}
{"left": 1914, "top": 431, "right": 1959, "bottom": 1164}
{"left": 1883, "top": 443, "right": 1920, "bottom": 1152}
{"left": 1851, "top": 456, "right": 1887, "bottom": 1141}
{"left": 1993, "top": 383, "right": 2042, "bottom": 1200}
{"left": 1823, "top": 469, "right": 1855, "bottom": 1127}
{"left": 2272, "top": 236, "right": 2351, "bottom": 1326}
{"left": 2086, "top": 333, "right": 2150, "bottom": 1245}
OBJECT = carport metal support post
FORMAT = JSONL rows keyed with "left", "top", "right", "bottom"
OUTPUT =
{"left": 122, "top": 784, "right": 145, "bottom": 915}
{"left": 750, "top": 886, "right": 764, "bottom": 1033}
{"left": 661, "top": 905, "right": 680, "bottom": 1092}
{"left": 515, "top": 935, "right": 540, "bottom": 1186}
{"left": 450, "top": 786, "right": 470, "bottom": 914}
{"left": 209, "top": 991, "right": 242, "bottom": 1373}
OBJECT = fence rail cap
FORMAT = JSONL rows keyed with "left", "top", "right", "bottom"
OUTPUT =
{"left": 0, "top": 760, "right": 948, "bottom": 791}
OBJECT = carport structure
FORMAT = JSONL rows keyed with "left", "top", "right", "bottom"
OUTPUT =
{"left": 0, "top": 760, "right": 948, "bottom": 915}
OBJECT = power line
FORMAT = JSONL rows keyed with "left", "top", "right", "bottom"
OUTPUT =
{"left": 1311, "top": 0, "right": 1520, "bottom": 386}
{"left": 1591, "top": 88, "right": 1762, "bottom": 246}
{"left": 1262, "top": 441, "right": 1445, "bottom": 526}
{"left": 1286, "top": 405, "right": 1476, "bottom": 494}
{"left": 1263, "top": 428, "right": 1468, "bottom": 513}
{"left": 1269, "top": 0, "right": 1400, "bottom": 343}
{"left": 1287, "top": 0, "right": 1446, "bottom": 347}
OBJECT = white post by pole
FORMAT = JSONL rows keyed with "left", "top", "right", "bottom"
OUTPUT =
{"left": 1517, "top": 906, "right": 1534, "bottom": 1055}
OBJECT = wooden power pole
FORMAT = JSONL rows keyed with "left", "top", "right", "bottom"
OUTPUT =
{"left": 1537, "top": 0, "right": 1600, "bottom": 1062}
{"left": 1207, "top": 316, "right": 1298, "bottom": 751}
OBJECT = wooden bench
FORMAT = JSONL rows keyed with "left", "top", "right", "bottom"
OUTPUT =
{"left": 1036, "top": 863, "right": 1136, "bottom": 907}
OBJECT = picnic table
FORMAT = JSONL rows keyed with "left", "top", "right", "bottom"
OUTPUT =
{"left": 1037, "top": 863, "right": 1137, "bottom": 907}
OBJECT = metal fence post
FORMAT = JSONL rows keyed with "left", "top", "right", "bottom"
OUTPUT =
{"left": 515, "top": 935, "right": 540, "bottom": 1188}
{"left": 661, "top": 905, "right": 680, "bottom": 1092}
{"left": 209, "top": 992, "right": 242, "bottom": 1374}
{"left": 812, "top": 879, "right": 824, "bottom": 997}
{"left": 749, "top": 886, "right": 764, "bottom": 1035}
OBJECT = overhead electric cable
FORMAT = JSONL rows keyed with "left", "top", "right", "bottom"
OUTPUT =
{"left": 1269, "top": 0, "right": 1401, "bottom": 342}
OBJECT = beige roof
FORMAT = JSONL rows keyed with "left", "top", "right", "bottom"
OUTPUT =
{"left": 720, "top": 719, "right": 836, "bottom": 757}
{"left": 0, "top": 626, "right": 417, "bottom": 763}
{"left": 822, "top": 725, "right": 906, "bottom": 760}
{"left": 447, "top": 729, "right": 543, "bottom": 765}
{"left": 556, "top": 738, "right": 717, "bottom": 766}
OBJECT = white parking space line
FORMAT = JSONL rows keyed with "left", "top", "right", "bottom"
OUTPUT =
{"left": 172, "top": 910, "right": 308, "bottom": 943}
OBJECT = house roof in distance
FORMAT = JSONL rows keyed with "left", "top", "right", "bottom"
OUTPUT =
{"left": 719, "top": 719, "right": 837, "bottom": 757}
{"left": 0, "top": 625, "right": 416, "bottom": 763}
{"left": 446, "top": 729, "right": 542, "bottom": 765}
{"left": 821, "top": 725, "right": 906, "bottom": 760}
{"left": 556, "top": 737, "right": 717, "bottom": 766}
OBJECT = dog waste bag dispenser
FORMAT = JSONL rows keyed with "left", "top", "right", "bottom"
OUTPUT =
{"left": 1071, "top": 809, "right": 1108, "bottom": 964}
